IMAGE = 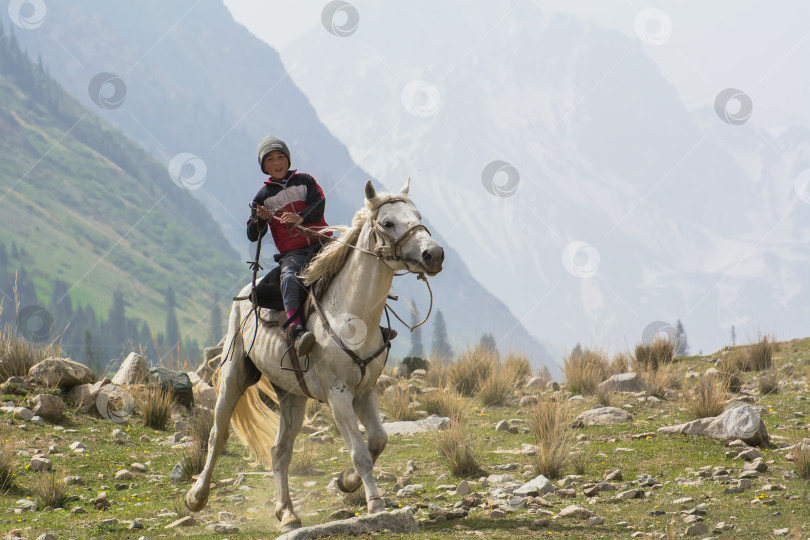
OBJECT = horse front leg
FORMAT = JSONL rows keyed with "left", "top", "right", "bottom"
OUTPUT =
{"left": 270, "top": 385, "right": 308, "bottom": 531}
{"left": 328, "top": 385, "right": 384, "bottom": 514}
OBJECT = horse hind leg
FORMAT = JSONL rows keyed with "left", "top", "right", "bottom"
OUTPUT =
{"left": 186, "top": 331, "right": 261, "bottom": 511}
{"left": 270, "top": 384, "right": 308, "bottom": 531}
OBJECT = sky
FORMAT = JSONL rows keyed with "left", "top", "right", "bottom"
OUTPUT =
{"left": 224, "top": 0, "right": 810, "bottom": 127}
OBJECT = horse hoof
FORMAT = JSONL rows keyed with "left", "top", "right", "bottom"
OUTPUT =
{"left": 280, "top": 517, "right": 302, "bottom": 531}
{"left": 337, "top": 468, "right": 362, "bottom": 493}
{"left": 368, "top": 498, "right": 386, "bottom": 514}
{"left": 185, "top": 491, "right": 206, "bottom": 512}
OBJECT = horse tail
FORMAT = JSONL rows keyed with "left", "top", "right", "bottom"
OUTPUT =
{"left": 212, "top": 301, "right": 279, "bottom": 467}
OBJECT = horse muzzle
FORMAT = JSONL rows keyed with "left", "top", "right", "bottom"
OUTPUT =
{"left": 420, "top": 245, "right": 444, "bottom": 275}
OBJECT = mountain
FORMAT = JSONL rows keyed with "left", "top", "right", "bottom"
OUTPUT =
{"left": 0, "top": 22, "right": 244, "bottom": 364}
{"left": 266, "top": 1, "right": 810, "bottom": 356}
{"left": 4, "top": 1, "right": 552, "bottom": 366}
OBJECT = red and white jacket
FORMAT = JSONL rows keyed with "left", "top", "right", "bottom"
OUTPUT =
{"left": 246, "top": 169, "right": 332, "bottom": 253}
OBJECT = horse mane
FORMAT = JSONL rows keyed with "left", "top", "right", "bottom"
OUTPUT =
{"left": 300, "top": 191, "right": 412, "bottom": 286}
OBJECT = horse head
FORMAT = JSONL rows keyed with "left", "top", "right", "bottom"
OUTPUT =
{"left": 364, "top": 179, "right": 444, "bottom": 276}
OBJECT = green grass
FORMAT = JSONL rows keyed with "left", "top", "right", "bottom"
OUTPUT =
{"left": 0, "top": 337, "right": 809, "bottom": 538}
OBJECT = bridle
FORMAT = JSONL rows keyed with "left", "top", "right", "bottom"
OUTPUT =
{"left": 366, "top": 197, "right": 432, "bottom": 270}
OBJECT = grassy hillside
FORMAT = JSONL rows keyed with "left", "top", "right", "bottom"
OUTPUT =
{"left": 0, "top": 27, "right": 245, "bottom": 360}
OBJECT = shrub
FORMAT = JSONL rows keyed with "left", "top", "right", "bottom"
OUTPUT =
{"left": 634, "top": 337, "right": 675, "bottom": 372}
{"left": 640, "top": 364, "right": 680, "bottom": 398}
{"left": 476, "top": 361, "right": 516, "bottom": 407}
{"left": 447, "top": 345, "right": 496, "bottom": 397}
{"left": 424, "top": 360, "right": 449, "bottom": 389}
{"left": 0, "top": 326, "right": 60, "bottom": 381}
{"left": 433, "top": 422, "right": 483, "bottom": 477}
{"left": 748, "top": 335, "right": 774, "bottom": 371}
{"left": 33, "top": 472, "right": 69, "bottom": 509}
{"left": 188, "top": 406, "right": 216, "bottom": 452}
{"left": 758, "top": 371, "right": 779, "bottom": 396}
{"left": 685, "top": 375, "right": 726, "bottom": 420}
{"left": 421, "top": 390, "right": 465, "bottom": 421}
{"left": 0, "top": 442, "right": 15, "bottom": 492}
{"left": 380, "top": 384, "right": 419, "bottom": 421}
{"left": 571, "top": 451, "right": 587, "bottom": 475}
{"left": 503, "top": 351, "right": 532, "bottom": 386}
{"left": 608, "top": 352, "right": 631, "bottom": 376}
{"left": 290, "top": 440, "right": 319, "bottom": 476}
{"left": 140, "top": 385, "right": 176, "bottom": 430}
{"left": 791, "top": 441, "right": 810, "bottom": 480}
{"left": 595, "top": 384, "right": 613, "bottom": 407}
{"left": 717, "top": 353, "right": 745, "bottom": 393}
{"left": 564, "top": 347, "right": 609, "bottom": 396}
{"left": 528, "top": 397, "right": 575, "bottom": 479}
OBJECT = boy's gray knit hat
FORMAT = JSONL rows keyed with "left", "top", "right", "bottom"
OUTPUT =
{"left": 257, "top": 135, "right": 291, "bottom": 172}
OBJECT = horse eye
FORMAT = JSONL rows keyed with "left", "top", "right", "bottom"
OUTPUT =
{"left": 383, "top": 221, "right": 394, "bottom": 229}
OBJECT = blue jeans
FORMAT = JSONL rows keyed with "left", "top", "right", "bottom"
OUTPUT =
{"left": 279, "top": 243, "right": 322, "bottom": 315}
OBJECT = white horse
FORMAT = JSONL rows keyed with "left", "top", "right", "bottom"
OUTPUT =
{"left": 186, "top": 180, "right": 444, "bottom": 530}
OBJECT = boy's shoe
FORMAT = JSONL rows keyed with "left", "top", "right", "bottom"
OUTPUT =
{"left": 380, "top": 327, "right": 397, "bottom": 342}
{"left": 289, "top": 324, "right": 315, "bottom": 356}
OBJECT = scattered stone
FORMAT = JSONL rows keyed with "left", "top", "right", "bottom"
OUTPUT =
{"left": 69, "top": 441, "right": 86, "bottom": 453}
{"left": 557, "top": 505, "right": 593, "bottom": 519}
{"left": 611, "top": 489, "right": 644, "bottom": 501}
{"left": 193, "top": 381, "right": 217, "bottom": 409}
{"left": 115, "top": 469, "right": 135, "bottom": 480}
{"left": 165, "top": 516, "right": 197, "bottom": 528}
{"left": 556, "top": 488, "right": 576, "bottom": 498}
{"left": 383, "top": 416, "right": 450, "bottom": 435}
{"left": 128, "top": 519, "right": 144, "bottom": 530}
{"left": 29, "top": 455, "right": 52, "bottom": 472}
{"left": 773, "top": 528, "right": 790, "bottom": 536}
{"left": 495, "top": 420, "right": 516, "bottom": 433}
{"left": 673, "top": 497, "right": 694, "bottom": 505}
{"left": 489, "top": 509, "right": 507, "bottom": 519}
{"left": 30, "top": 394, "right": 65, "bottom": 422}
{"left": 597, "top": 372, "right": 642, "bottom": 393}
{"left": 397, "top": 484, "right": 424, "bottom": 497}
{"left": 13, "top": 407, "right": 34, "bottom": 421}
{"left": 735, "top": 448, "right": 761, "bottom": 461}
{"left": 112, "top": 352, "right": 149, "bottom": 385}
{"left": 605, "top": 469, "right": 623, "bottom": 481}
{"left": 685, "top": 523, "right": 709, "bottom": 536}
{"left": 28, "top": 357, "right": 96, "bottom": 389}
{"left": 36, "top": 534, "right": 57, "bottom": 540}
{"left": 30, "top": 415, "right": 45, "bottom": 425}
{"left": 589, "top": 515, "right": 605, "bottom": 525}
{"left": 71, "top": 506, "right": 87, "bottom": 514}
{"left": 329, "top": 509, "right": 355, "bottom": 520}
{"left": 274, "top": 509, "right": 420, "bottom": 540}
{"left": 657, "top": 405, "right": 769, "bottom": 447}
{"left": 636, "top": 474, "right": 660, "bottom": 487}
{"left": 149, "top": 367, "right": 194, "bottom": 407}
{"left": 455, "top": 480, "right": 471, "bottom": 495}
{"left": 576, "top": 407, "right": 633, "bottom": 425}
{"left": 64, "top": 475, "right": 83, "bottom": 485}
{"left": 112, "top": 428, "right": 127, "bottom": 439}
{"left": 131, "top": 462, "right": 148, "bottom": 473}
{"left": 514, "top": 474, "right": 554, "bottom": 496}
{"left": 169, "top": 462, "right": 185, "bottom": 483}
{"left": 525, "top": 376, "right": 546, "bottom": 390}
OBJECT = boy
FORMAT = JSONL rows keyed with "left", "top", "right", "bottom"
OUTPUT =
{"left": 247, "top": 135, "right": 331, "bottom": 356}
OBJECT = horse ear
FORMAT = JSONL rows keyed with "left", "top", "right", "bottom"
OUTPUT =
{"left": 399, "top": 177, "right": 410, "bottom": 195}
{"left": 365, "top": 180, "right": 377, "bottom": 201}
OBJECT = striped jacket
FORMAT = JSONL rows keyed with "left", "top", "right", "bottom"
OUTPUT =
{"left": 246, "top": 169, "right": 332, "bottom": 253}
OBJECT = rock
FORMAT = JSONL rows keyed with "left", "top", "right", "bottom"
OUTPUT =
{"left": 66, "top": 378, "right": 110, "bottom": 415}
{"left": 12, "top": 407, "right": 34, "bottom": 421}
{"left": 736, "top": 448, "right": 761, "bottom": 461}
{"left": 557, "top": 505, "right": 594, "bottom": 519}
{"left": 197, "top": 339, "right": 224, "bottom": 384}
{"left": 131, "top": 462, "right": 148, "bottom": 473}
{"left": 30, "top": 455, "right": 52, "bottom": 472}
{"left": 71, "top": 506, "right": 87, "bottom": 514}
{"left": 375, "top": 374, "right": 396, "bottom": 393}
{"left": 382, "top": 416, "right": 450, "bottom": 435}
{"left": 589, "top": 516, "right": 605, "bottom": 525}
{"left": 657, "top": 405, "right": 769, "bottom": 446}
{"left": 128, "top": 519, "right": 144, "bottom": 530}
{"left": 112, "top": 428, "right": 127, "bottom": 439}
{"left": 115, "top": 469, "right": 135, "bottom": 480}
{"left": 495, "top": 420, "right": 514, "bottom": 433}
{"left": 193, "top": 382, "right": 216, "bottom": 409}
{"left": 398, "top": 357, "right": 428, "bottom": 378}
{"left": 149, "top": 368, "right": 193, "bottom": 407}
{"left": 64, "top": 475, "right": 83, "bottom": 485}
{"left": 186, "top": 371, "right": 201, "bottom": 386}
{"left": 685, "top": 522, "right": 709, "bottom": 536}
{"left": 519, "top": 395, "right": 538, "bottom": 407}
{"left": 605, "top": 469, "right": 623, "bottom": 481}
{"left": 28, "top": 358, "right": 96, "bottom": 389}
{"left": 456, "top": 480, "right": 471, "bottom": 495}
{"left": 165, "top": 516, "right": 197, "bottom": 528}
{"left": 636, "top": 474, "right": 660, "bottom": 487}
{"left": 546, "top": 381, "right": 560, "bottom": 391}
{"left": 597, "top": 372, "right": 642, "bottom": 394}
{"left": 410, "top": 369, "right": 427, "bottom": 379}
{"left": 112, "top": 353, "right": 149, "bottom": 386}
{"left": 397, "top": 484, "right": 424, "bottom": 497}
{"left": 30, "top": 415, "right": 45, "bottom": 425}
{"left": 275, "top": 509, "right": 420, "bottom": 540}
{"left": 576, "top": 407, "right": 633, "bottom": 425}
{"left": 489, "top": 509, "right": 508, "bottom": 519}
{"left": 30, "top": 394, "right": 65, "bottom": 422}
{"left": 611, "top": 489, "right": 644, "bottom": 501}
{"left": 169, "top": 462, "right": 186, "bottom": 483}
{"left": 526, "top": 377, "right": 546, "bottom": 390}
{"left": 514, "top": 474, "right": 554, "bottom": 496}
{"left": 69, "top": 441, "right": 86, "bottom": 453}
{"left": 16, "top": 499, "right": 38, "bottom": 512}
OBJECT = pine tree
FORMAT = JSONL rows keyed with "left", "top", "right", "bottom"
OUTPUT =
{"left": 165, "top": 287, "right": 179, "bottom": 358}
{"left": 675, "top": 319, "right": 689, "bottom": 356}
{"left": 430, "top": 310, "right": 453, "bottom": 362}
{"left": 479, "top": 333, "right": 498, "bottom": 356}
{"left": 731, "top": 325, "right": 736, "bottom": 346}
{"left": 106, "top": 289, "right": 127, "bottom": 358}
{"left": 209, "top": 302, "right": 222, "bottom": 343}
{"left": 408, "top": 302, "right": 424, "bottom": 358}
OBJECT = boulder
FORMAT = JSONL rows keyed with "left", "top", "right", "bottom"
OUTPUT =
{"left": 382, "top": 416, "right": 450, "bottom": 435}
{"left": 148, "top": 368, "right": 193, "bottom": 407}
{"left": 396, "top": 356, "right": 428, "bottom": 378}
{"left": 198, "top": 338, "right": 225, "bottom": 384}
{"left": 30, "top": 394, "right": 65, "bottom": 422}
{"left": 597, "top": 372, "right": 642, "bottom": 394}
{"left": 111, "top": 353, "right": 149, "bottom": 386}
{"left": 514, "top": 474, "right": 554, "bottom": 496}
{"left": 657, "top": 404, "right": 769, "bottom": 447}
{"left": 275, "top": 508, "right": 419, "bottom": 540}
{"left": 526, "top": 376, "right": 546, "bottom": 390}
{"left": 576, "top": 407, "right": 633, "bottom": 425}
{"left": 376, "top": 374, "right": 396, "bottom": 393}
{"left": 28, "top": 358, "right": 96, "bottom": 390}
{"left": 193, "top": 382, "right": 216, "bottom": 409}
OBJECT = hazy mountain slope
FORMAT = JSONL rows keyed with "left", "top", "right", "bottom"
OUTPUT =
{"left": 6, "top": 1, "right": 552, "bottom": 365}
{"left": 271, "top": 1, "right": 810, "bottom": 355}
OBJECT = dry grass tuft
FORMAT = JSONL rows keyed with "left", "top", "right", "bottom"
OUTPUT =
{"left": 188, "top": 406, "right": 216, "bottom": 452}
{"left": 758, "top": 371, "right": 779, "bottom": 396}
{"left": 595, "top": 384, "right": 614, "bottom": 407}
{"left": 421, "top": 390, "right": 466, "bottom": 421}
{"left": 380, "top": 384, "right": 420, "bottom": 421}
{"left": 0, "top": 442, "right": 15, "bottom": 492}
{"left": 0, "top": 326, "right": 60, "bottom": 381}
{"left": 476, "top": 361, "right": 517, "bottom": 407}
{"left": 791, "top": 441, "right": 810, "bottom": 480}
{"left": 639, "top": 364, "right": 680, "bottom": 398}
{"left": 290, "top": 440, "right": 319, "bottom": 476}
{"left": 447, "top": 345, "right": 496, "bottom": 397}
{"left": 609, "top": 352, "right": 631, "bottom": 376}
{"left": 528, "top": 397, "right": 575, "bottom": 479}
{"left": 503, "top": 351, "right": 532, "bottom": 387}
{"left": 634, "top": 337, "right": 675, "bottom": 372}
{"left": 685, "top": 375, "right": 726, "bottom": 419}
{"left": 563, "top": 347, "right": 609, "bottom": 396}
{"left": 717, "top": 353, "right": 745, "bottom": 393}
{"left": 433, "top": 421, "right": 483, "bottom": 477}
{"left": 748, "top": 335, "right": 774, "bottom": 371}
{"left": 33, "top": 471, "right": 69, "bottom": 509}
{"left": 424, "top": 360, "right": 449, "bottom": 389}
{"left": 140, "top": 385, "right": 176, "bottom": 430}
